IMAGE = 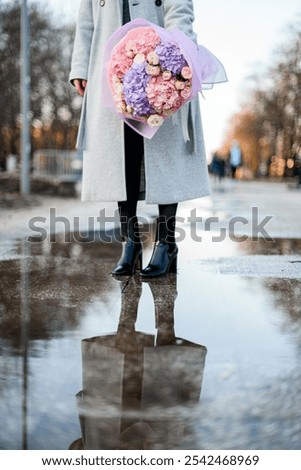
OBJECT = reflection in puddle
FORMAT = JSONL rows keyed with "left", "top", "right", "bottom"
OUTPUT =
{"left": 0, "top": 235, "right": 207, "bottom": 450}
{"left": 234, "top": 237, "right": 301, "bottom": 256}
{"left": 263, "top": 277, "right": 301, "bottom": 339}
{"left": 70, "top": 275, "right": 207, "bottom": 450}
{"left": 0, "top": 236, "right": 117, "bottom": 345}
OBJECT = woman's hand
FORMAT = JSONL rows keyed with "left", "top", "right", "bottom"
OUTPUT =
{"left": 73, "top": 79, "right": 87, "bottom": 96}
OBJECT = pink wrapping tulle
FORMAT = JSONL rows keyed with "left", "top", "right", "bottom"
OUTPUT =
{"left": 101, "top": 18, "right": 227, "bottom": 139}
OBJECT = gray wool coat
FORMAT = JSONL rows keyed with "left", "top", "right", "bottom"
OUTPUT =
{"left": 69, "top": 0, "right": 210, "bottom": 204}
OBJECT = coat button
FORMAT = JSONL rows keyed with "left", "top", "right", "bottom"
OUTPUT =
{"left": 155, "top": 0, "right": 162, "bottom": 6}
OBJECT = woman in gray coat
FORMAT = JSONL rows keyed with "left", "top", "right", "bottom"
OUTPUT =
{"left": 70, "top": 0, "right": 210, "bottom": 277}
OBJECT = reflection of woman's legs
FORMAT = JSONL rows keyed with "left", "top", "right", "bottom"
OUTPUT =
{"left": 112, "top": 125, "right": 144, "bottom": 276}
{"left": 115, "top": 276, "right": 142, "bottom": 340}
{"left": 147, "top": 274, "right": 178, "bottom": 345}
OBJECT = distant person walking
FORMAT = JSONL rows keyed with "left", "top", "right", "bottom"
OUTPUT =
{"left": 294, "top": 151, "right": 301, "bottom": 186}
{"left": 210, "top": 151, "right": 225, "bottom": 183}
{"left": 229, "top": 141, "right": 242, "bottom": 179}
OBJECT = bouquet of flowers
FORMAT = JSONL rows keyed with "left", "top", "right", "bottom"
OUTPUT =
{"left": 102, "top": 19, "right": 227, "bottom": 139}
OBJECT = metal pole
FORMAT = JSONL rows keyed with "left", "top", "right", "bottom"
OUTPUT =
{"left": 21, "top": 0, "right": 31, "bottom": 194}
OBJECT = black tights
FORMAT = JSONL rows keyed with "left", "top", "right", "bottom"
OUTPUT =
{"left": 118, "top": 125, "right": 177, "bottom": 244}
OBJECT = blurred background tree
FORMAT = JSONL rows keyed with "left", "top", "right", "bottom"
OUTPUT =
{"left": 0, "top": 0, "right": 81, "bottom": 170}
{"left": 220, "top": 15, "right": 301, "bottom": 179}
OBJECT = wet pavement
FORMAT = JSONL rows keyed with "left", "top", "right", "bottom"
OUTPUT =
{"left": 0, "top": 179, "right": 301, "bottom": 450}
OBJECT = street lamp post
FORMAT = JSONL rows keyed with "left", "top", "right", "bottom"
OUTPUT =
{"left": 20, "top": 0, "right": 31, "bottom": 194}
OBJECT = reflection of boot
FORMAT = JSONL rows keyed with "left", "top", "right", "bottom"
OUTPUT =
{"left": 146, "top": 274, "right": 178, "bottom": 346}
{"left": 112, "top": 215, "right": 142, "bottom": 276}
{"left": 140, "top": 204, "right": 178, "bottom": 278}
{"left": 114, "top": 276, "right": 142, "bottom": 353}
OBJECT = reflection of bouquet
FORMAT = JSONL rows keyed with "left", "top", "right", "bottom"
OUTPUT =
{"left": 102, "top": 19, "right": 227, "bottom": 138}
{"left": 108, "top": 26, "right": 193, "bottom": 128}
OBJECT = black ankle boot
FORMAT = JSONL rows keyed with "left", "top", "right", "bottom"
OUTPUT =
{"left": 111, "top": 238, "right": 142, "bottom": 276}
{"left": 140, "top": 241, "right": 178, "bottom": 278}
{"left": 140, "top": 206, "right": 178, "bottom": 278}
{"left": 112, "top": 215, "right": 142, "bottom": 276}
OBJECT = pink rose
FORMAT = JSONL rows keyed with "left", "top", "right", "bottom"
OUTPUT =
{"left": 162, "top": 70, "right": 172, "bottom": 81}
{"left": 181, "top": 86, "right": 192, "bottom": 100}
{"left": 175, "top": 80, "right": 185, "bottom": 90}
{"left": 181, "top": 66, "right": 193, "bottom": 80}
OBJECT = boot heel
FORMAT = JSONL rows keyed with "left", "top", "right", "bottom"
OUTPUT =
{"left": 169, "top": 254, "right": 177, "bottom": 273}
{"left": 140, "top": 242, "right": 178, "bottom": 278}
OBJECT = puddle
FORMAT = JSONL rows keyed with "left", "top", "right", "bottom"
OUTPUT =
{"left": 0, "top": 236, "right": 207, "bottom": 450}
{"left": 233, "top": 236, "right": 301, "bottom": 255}
{"left": 0, "top": 234, "right": 301, "bottom": 449}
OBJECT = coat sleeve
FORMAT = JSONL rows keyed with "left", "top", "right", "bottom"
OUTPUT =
{"left": 69, "top": 0, "right": 94, "bottom": 84}
{"left": 162, "top": 0, "right": 197, "bottom": 43}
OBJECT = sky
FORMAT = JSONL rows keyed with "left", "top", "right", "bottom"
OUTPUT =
{"left": 47, "top": 0, "right": 301, "bottom": 157}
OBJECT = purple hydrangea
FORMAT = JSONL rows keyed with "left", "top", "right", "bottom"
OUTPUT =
{"left": 155, "top": 42, "right": 187, "bottom": 75}
{"left": 122, "top": 63, "right": 154, "bottom": 117}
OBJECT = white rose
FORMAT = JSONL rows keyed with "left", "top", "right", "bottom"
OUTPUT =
{"left": 147, "top": 51, "right": 159, "bottom": 65}
{"left": 147, "top": 114, "right": 164, "bottom": 127}
{"left": 134, "top": 53, "right": 146, "bottom": 64}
